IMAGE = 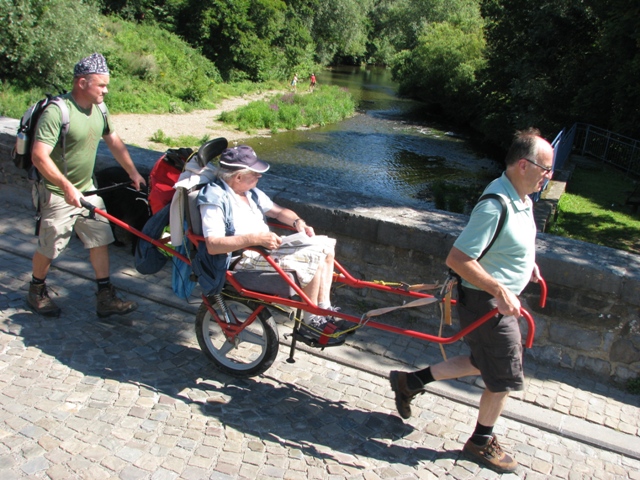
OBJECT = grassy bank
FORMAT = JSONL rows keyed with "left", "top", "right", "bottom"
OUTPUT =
{"left": 0, "top": 17, "right": 285, "bottom": 119}
{"left": 219, "top": 86, "right": 356, "bottom": 133}
{"left": 550, "top": 164, "right": 640, "bottom": 254}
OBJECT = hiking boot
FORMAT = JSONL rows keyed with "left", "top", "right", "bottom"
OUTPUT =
{"left": 96, "top": 285, "right": 138, "bottom": 318}
{"left": 463, "top": 435, "right": 518, "bottom": 473}
{"left": 27, "top": 283, "right": 61, "bottom": 317}
{"left": 389, "top": 370, "right": 425, "bottom": 419}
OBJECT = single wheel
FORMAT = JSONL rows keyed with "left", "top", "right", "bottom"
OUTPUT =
{"left": 195, "top": 296, "right": 279, "bottom": 377}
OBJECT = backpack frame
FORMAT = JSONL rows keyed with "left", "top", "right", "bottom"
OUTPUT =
{"left": 12, "top": 94, "right": 108, "bottom": 177}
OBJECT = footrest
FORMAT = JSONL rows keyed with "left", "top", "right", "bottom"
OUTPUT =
{"left": 294, "top": 322, "right": 346, "bottom": 348}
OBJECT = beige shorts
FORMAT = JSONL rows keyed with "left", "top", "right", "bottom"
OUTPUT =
{"left": 234, "top": 237, "right": 336, "bottom": 288}
{"left": 34, "top": 183, "right": 114, "bottom": 260}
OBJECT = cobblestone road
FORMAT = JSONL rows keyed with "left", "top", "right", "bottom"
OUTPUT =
{"left": 1, "top": 182, "right": 639, "bottom": 479}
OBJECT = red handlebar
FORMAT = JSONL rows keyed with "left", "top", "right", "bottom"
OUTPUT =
{"left": 538, "top": 277, "right": 547, "bottom": 308}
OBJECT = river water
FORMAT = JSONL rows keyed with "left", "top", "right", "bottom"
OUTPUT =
{"left": 243, "top": 66, "right": 502, "bottom": 211}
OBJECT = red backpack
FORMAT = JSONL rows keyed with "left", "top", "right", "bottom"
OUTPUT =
{"left": 148, "top": 148, "right": 194, "bottom": 214}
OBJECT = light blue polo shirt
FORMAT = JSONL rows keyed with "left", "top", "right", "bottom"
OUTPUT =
{"left": 453, "top": 172, "right": 536, "bottom": 295}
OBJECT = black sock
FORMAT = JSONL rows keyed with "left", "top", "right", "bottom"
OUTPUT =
{"left": 96, "top": 277, "right": 111, "bottom": 292}
{"left": 415, "top": 366, "right": 435, "bottom": 385}
{"left": 31, "top": 276, "right": 45, "bottom": 285}
{"left": 470, "top": 422, "right": 494, "bottom": 445}
{"left": 406, "top": 368, "right": 433, "bottom": 390}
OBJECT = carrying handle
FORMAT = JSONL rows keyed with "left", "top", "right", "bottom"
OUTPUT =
{"left": 83, "top": 181, "right": 144, "bottom": 197}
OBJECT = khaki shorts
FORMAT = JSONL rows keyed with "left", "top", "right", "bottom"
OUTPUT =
{"left": 457, "top": 285, "right": 525, "bottom": 392}
{"left": 34, "top": 183, "right": 114, "bottom": 260}
{"left": 234, "top": 237, "right": 336, "bottom": 288}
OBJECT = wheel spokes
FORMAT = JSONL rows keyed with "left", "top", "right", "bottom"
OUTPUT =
{"left": 236, "top": 327, "right": 267, "bottom": 347}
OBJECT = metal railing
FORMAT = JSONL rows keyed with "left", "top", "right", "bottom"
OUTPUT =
{"left": 550, "top": 124, "right": 577, "bottom": 172}
{"left": 533, "top": 123, "right": 639, "bottom": 202}
{"left": 571, "top": 123, "right": 640, "bottom": 177}
{"left": 531, "top": 125, "right": 576, "bottom": 202}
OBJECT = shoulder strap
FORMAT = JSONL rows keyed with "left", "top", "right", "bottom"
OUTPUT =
{"left": 477, "top": 193, "right": 508, "bottom": 261}
{"left": 50, "top": 99, "right": 108, "bottom": 176}
{"left": 96, "top": 102, "right": 110, "bottom": 135}
{"left": 48, "top": 97, "right": 70, "bottom": 177}
{"left": 48, "top": 97, "right": 70, "bottom": 137}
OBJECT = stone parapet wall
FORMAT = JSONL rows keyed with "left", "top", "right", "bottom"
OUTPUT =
{"left": 1, "top": 117, "right": 639, "bottom": 385}
{"left": 264, "top": 177, "right": 640, "bottom": 384}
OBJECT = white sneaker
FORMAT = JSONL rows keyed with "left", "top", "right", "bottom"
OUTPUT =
{"left": 306, "top": 315, "right": 329, "bottom": 329}
{"left": 325, "top": 305, "right": 341, "bottom": 321}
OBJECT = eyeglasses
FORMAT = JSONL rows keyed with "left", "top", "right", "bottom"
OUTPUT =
{"left": 523, "top": 157, "right": 553, "bottom": 173}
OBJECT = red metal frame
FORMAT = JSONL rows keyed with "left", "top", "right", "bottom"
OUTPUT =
{"left": 82, "top": 201, "right": 545, "bottom": 349}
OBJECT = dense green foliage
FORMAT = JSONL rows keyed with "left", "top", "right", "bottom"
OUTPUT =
{"left": 101, "top": 18, "right": 223, "bottom": 112}
{"left": 149, "top": 130, "right": 211, "bottom": 148}
{"left": 0, "top": 15, "right": 279, "bottom": 118}
{"left": 550, "top": 165, "right": 640, "bottom": 254}
{"left": 219, "top": 86, "right": 356, "bottom": 133}
{"left": 389, "top": 1, "right": 486, "bottom": 123}
{"left": 0, "top": 0, "right": 101, "bottom": 89}
{"left": 1, "top": 0, "right": 639, "bottom": 147}
{"left": 477, "top": 0, "right": 602, "bottom": 146}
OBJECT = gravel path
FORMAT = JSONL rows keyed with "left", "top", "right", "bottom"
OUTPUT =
{"left": 111, "top": 90, "right": 280, "bottom": 151}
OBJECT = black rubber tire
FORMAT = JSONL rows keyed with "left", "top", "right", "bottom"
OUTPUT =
{"left": 195, "top": 297, "right": 279, "bottom": 377}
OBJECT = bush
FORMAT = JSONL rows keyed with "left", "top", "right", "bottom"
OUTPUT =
{"left": 0, "top": 0, "right": 102, "bottom": 89}
{"left": 0, "top": 82, "right": 47, "bottom": 119}
{"left": 0, "top": 14, "right": 284, "bottom": 118}
{"left": 101, "top": 18, "right": 222, "bottom": 112}
{"left": 219, "top": 86, "right": 356, "bottom": 133}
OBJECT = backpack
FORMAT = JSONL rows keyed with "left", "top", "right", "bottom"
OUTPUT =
{"left": 148, "top": 147, "right": 194, "bottom": 215}
{"left": 12, "top": 93, "right": 109, "bottom": 175}
{"left": 134, "top": 203, "right": 172, "bottom": 275}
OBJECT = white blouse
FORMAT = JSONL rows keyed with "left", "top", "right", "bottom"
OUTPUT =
{"left": 201, "top": 181, "right": 273, "bottom": 238}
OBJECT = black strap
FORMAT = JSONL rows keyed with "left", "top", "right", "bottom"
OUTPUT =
{"left": 449, "top": 193, "right": 508, "bottom": 289}
{"left": 477, "top": 193, "right": 508, "bottom": 260}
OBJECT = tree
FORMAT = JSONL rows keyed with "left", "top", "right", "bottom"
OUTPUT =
{"left": 381, "top": 0, "right": 485, "bottom": 122}
{"left": 392, "top": 18, "right": 485, "bottom": 122}
{"left": 477, "top": 0, "right": 600, "bottom": 146}
{"left": 0, "top": 0, "right": 102, "bottom": 89}
{"left": 310, "top": 0, "right": 373, "bottom": 64}
{"left": 577, "top": 0, "right": 640, "bottom": 139}
{"left": 371, "top": 0, "right": 480, "bottom": 55}
{"left": 177, "top": 0, "right": 297, "bottom": 81}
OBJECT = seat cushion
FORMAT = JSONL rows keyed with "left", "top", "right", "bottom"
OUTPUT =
{"left": 230, "top": 270, "right": 299, "bottom": 298}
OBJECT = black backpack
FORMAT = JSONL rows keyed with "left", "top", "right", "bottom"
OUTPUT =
{"left": 12, "top": 93, "right": 108, "bottom": 175}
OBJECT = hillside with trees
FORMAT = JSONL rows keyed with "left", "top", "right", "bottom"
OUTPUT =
{"left": 1, "top": 0, "right": 638, "bottom": 148}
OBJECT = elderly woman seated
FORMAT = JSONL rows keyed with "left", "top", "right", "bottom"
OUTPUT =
{"left": 196, "top": 145, "right": 345, "bottom": 342}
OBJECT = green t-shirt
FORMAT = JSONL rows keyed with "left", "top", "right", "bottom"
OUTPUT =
{"left": 453, "top": 172, "right": 537, "bottom": 295}
{"left": 35, "top": 93, "right": 114, "bottom": 195}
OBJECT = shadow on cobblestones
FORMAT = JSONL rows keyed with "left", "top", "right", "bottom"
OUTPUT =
{"left": 199, "top": 377, "right": 453, "bottom": 466}
{"left": 5, "top": 308, "right": 464, "bottom": 468}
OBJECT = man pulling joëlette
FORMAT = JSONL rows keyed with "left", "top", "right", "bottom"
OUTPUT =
{"left": 27, "top": 53, "right": 145, "bottom": 318}
{"left": 389, "top": 128, "right": 554, "bottom": 474}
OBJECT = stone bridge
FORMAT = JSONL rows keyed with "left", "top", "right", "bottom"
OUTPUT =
{"left": 1, "top": 116, "right": 638, "bottom": 386}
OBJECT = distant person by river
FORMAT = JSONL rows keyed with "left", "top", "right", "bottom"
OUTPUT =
{"left": 309, "top": 73, "right": 316, "bottom": 92}
{"left": 291, "top": 73, "right": 298, "bottom": 92}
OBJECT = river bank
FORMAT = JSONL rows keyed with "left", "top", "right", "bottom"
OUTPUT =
{"left": 111, "top": 91, "right": 280, "bottom": 151}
